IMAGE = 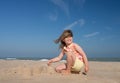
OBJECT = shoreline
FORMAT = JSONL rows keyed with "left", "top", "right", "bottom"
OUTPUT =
{"left": 0, "top": 57, "right": 120, "bottom": 62}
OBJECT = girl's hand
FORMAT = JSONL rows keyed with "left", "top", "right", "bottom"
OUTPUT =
{"left": 83, "top": 66, "right": 89, "bottom": 75}
{"left": 84, "top": 66, "right": 89, "bottom": 73}
{"left": 47, "top": 60, "right": 52, "bottom": 66}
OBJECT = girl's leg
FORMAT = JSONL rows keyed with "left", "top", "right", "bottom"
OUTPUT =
{"left": 62, "top": 52, "right": 76, "bottom": 74}
{"left": 55, "top": 63, "right": 66, "bottom": 73}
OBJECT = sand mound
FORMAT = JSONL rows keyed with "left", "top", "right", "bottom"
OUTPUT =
{"left": 0, "top": 63, "right": 56, "bottom": 79}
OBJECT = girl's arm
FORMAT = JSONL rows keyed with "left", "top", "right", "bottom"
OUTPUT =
{"left": 74, "top": 43, "right": 89, "bottom": 72}
{"left": 47, "top": 50, "right": 64, "bottom": 66}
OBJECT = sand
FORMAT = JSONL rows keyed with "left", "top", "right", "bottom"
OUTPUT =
{"left": 0, "top": 60, "right": 120, "bottom": 83}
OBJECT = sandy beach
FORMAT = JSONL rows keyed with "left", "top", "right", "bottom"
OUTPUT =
{"left": 0, "top": 60, "right": 120, "bottom": 83}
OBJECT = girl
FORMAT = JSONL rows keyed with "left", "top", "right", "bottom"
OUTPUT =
{"left": 47, "top": 30, "right": 89, "bottom": 74}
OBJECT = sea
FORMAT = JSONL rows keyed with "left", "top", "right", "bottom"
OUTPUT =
{"left": 0, "top": 57, "right": 120, "bottom": 62}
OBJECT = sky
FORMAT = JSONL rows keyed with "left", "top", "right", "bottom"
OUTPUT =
{"left": 0, "top": 0, "right": 120, "bottom": 58}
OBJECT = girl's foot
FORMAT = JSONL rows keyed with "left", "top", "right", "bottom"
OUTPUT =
{"left": 61, "top": 70, "right": 71, "bottom": 75}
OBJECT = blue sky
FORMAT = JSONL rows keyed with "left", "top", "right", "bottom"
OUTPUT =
{"left": 0, "top": 0, "right": 120, "bottom": 58}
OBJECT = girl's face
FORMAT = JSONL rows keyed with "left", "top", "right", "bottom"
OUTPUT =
{"left": 63, "top": 36, "right": 73, "bottom": 45}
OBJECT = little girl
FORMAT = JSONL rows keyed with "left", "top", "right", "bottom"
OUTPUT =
{"left": 47, "top": 30, "right": 89, "bottom": 74}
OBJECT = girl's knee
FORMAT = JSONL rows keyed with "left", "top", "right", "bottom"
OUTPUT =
{"left": 55, "top": 64, "right": 66, "bottom": 72}
{"left": 55, "top": 66, "right": 60, "bottom": 71}
{"left": 55, "top": 67, "right": 60, "bottom": 72}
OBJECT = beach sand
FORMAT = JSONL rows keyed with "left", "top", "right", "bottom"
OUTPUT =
{"left": 0, "top": 60, "right": 120, "bottom": 83}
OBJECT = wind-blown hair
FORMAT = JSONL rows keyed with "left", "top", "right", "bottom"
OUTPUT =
{"left": 54, "top": 30, "right": 73, "bottom": 49}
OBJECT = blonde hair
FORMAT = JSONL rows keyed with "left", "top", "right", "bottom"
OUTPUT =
{"left": 54, "top": 29, "right": 73, "bottom": 49}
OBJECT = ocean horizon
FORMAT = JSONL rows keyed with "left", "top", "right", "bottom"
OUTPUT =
{"left": 0, "top": 56, "right": 120, "bottom": 62}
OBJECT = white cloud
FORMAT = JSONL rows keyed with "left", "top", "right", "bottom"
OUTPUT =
{"left": 64, "top": 21, "right": 78, "bottom": 30}
{"left": 100, "top": 35, "right": 116, "bottom": 41}
{"left": 51, "top": 0, "right": 69, "bottom": 16}
{"left": 64, "top": 19, "right": 85, "bottom": 30}
{"left": 49, "top": 11, "right": 58, "bottom": 21}
{"left": 84, "top": 32, "right": 100, "bottom": 38}
{"left": 50, "top": 0, "right": 86, "bottom": 17}
{"left": 78, "top": 19, "right": 85, "bottom": 27}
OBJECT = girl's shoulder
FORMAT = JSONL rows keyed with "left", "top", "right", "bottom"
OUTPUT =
{"left": 72, "top": 43, "right": 80, "bottom": 47}
{"left": 72, "top": 43, "right": 82, "bottom": 49}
